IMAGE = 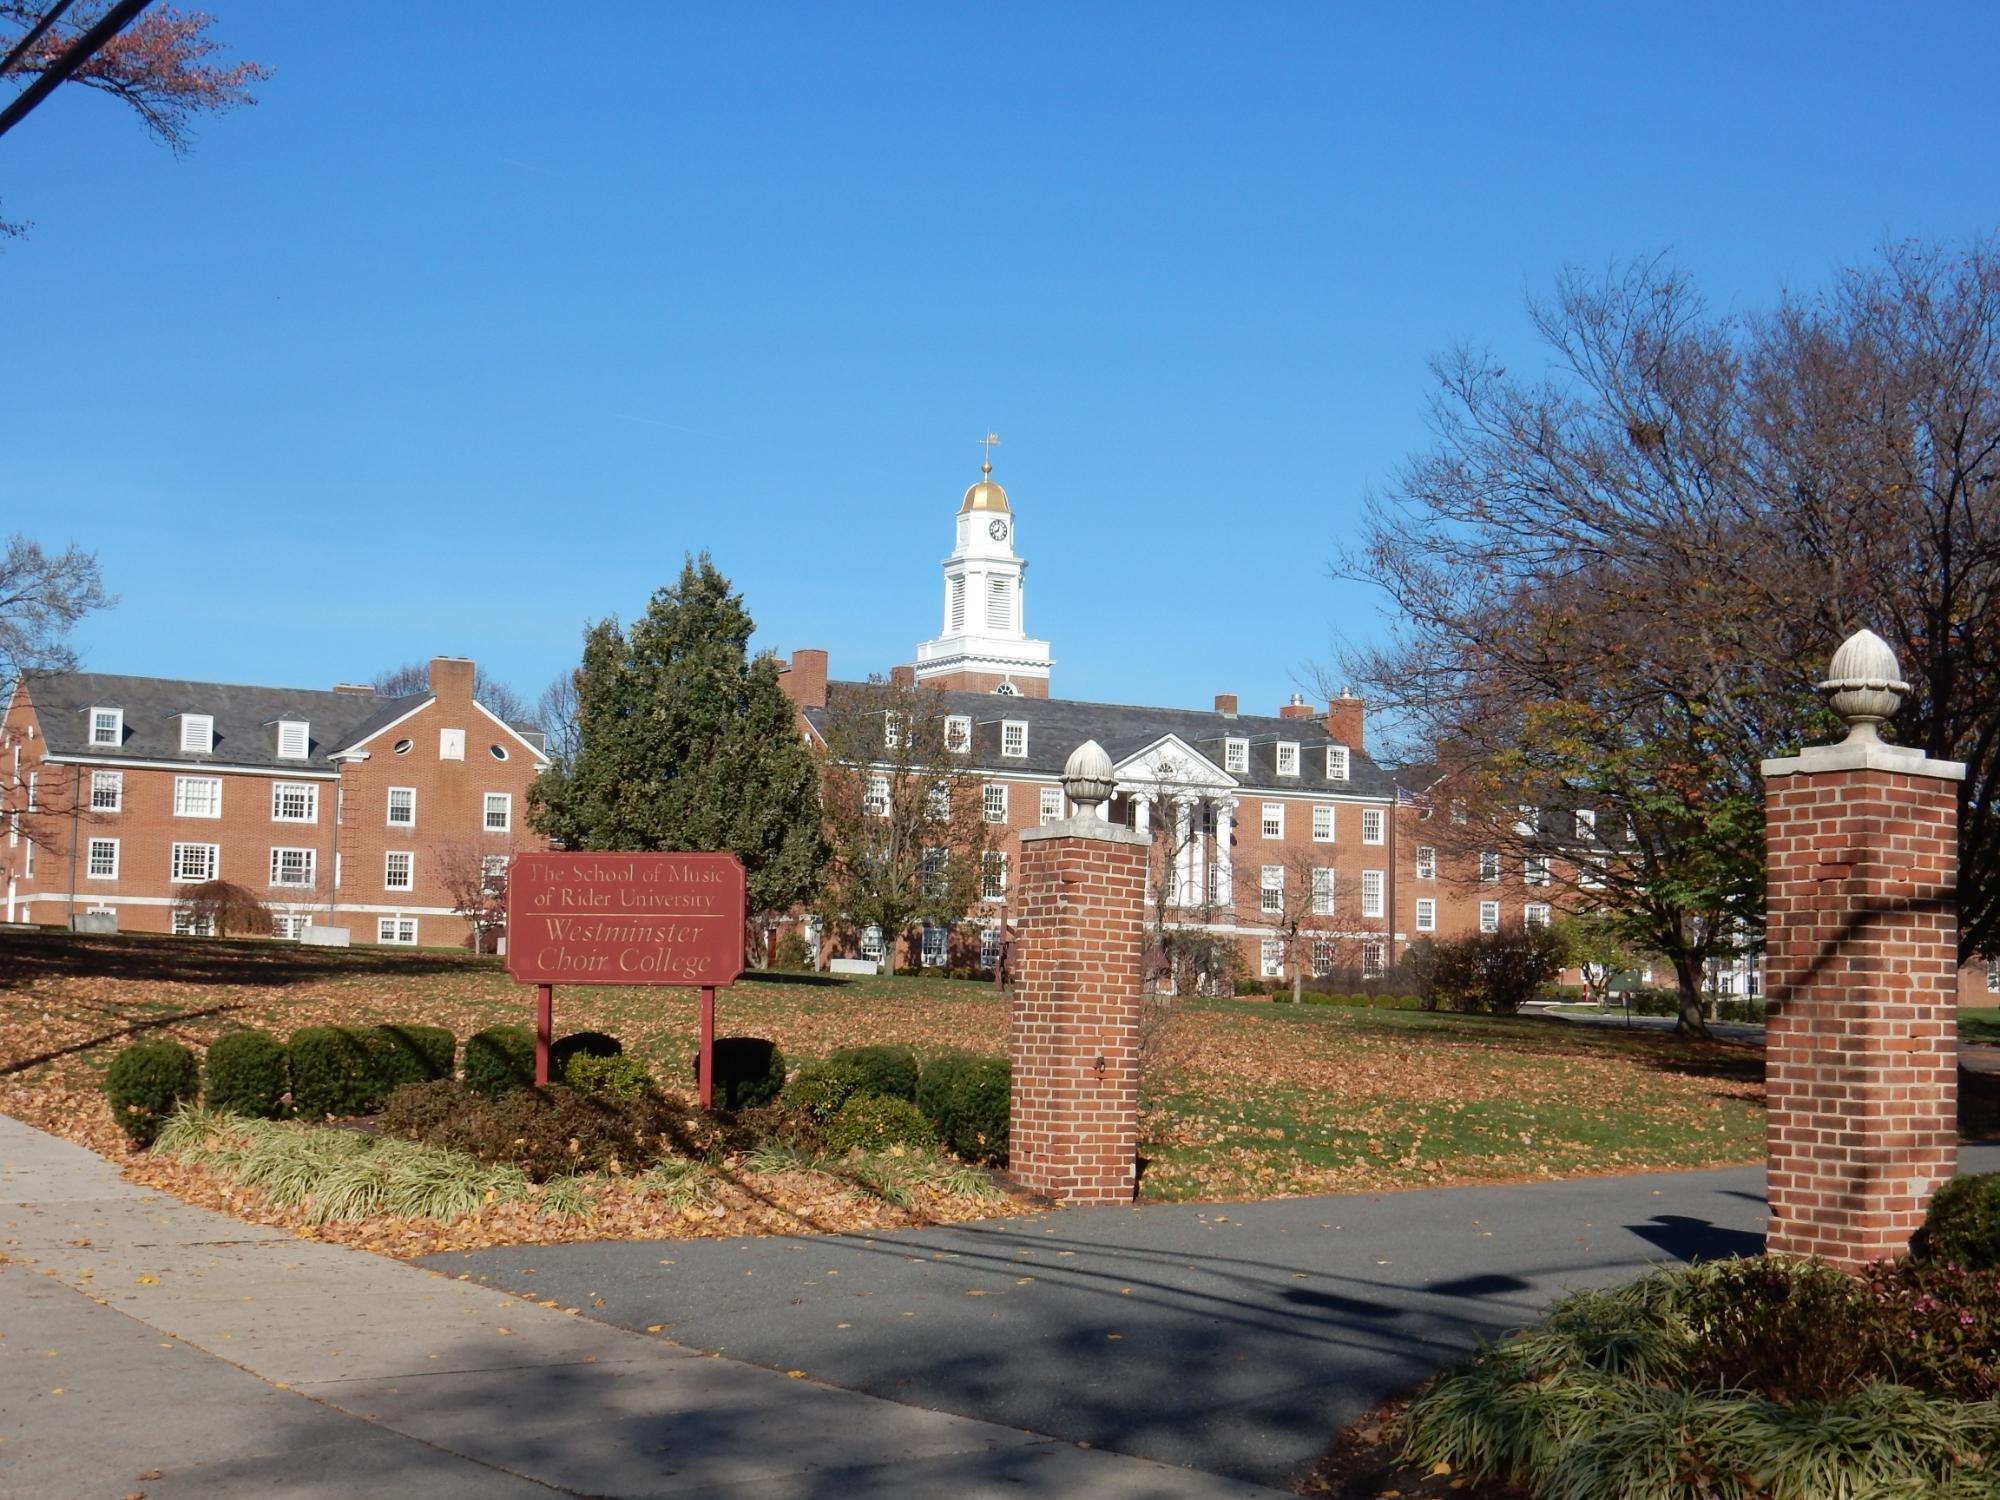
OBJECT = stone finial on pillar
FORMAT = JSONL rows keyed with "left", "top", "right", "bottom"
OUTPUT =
{"left": 1762, "top": 627, "right": 1964, "bottom": 1268}
{"left": 1062, "top": 739, "right": 1116, "bottom": 821}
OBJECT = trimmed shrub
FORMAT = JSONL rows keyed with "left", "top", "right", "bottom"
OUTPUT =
{"left": 916, "top": 1052, "right": 1010, "bottom": 1165}
{"left": 827, "top": 1094, "right": 937, "bottom": 1156}
{"left": 564, "top": 1052, "right": 654, "bottom": 1099}
{"left": 773, "top": 930, "right": 812, "bottom": 970}
{"left": 1232, "top": 978, "right": 1265, "bottom": 997}
{"left": 1920, "top": 1172, "right": 2000, "bottom": 1268}
{"left": 787, "top": 1058, "right": 867, "bottom": 1124}
{"left": 105, "top": 1039, "right": 200, "bottom": 1145}
{"left": 371, "top": 1025, "right": 455, "bottom": 1088}
{"left": 380, "top": 1079, "right": 677, "bottom": 1181}
{"left": 827, "top": 1044, "right": 919, "bottom": 1103}
{"left": 550, "top": 1030, "right": 621, "bottom": 1078}
{"left": 287, "top": 1026, "right": 386, "bottom": 1118}
{"left": 203, "top": 1030, "right": 288, "bottom": 1119}
{"left": 691, "top": 1036, "right": 786, "bottom": 1109}
{"left": 463, "top": 1025, "right": 537, "bottom": 1098}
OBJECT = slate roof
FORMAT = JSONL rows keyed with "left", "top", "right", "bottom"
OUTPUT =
{"left": 25, "top": 672, "right": 428, "bottom": 772}
{"left": 808, "top": 682, "right": 1397, "bottom": 800}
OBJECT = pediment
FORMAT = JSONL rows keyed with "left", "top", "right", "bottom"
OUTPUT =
{"left": 1110, "top": 734, "right": 1236, "bottom": 791}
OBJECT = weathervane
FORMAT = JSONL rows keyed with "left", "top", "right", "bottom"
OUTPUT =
{"left": 978, "top": 430, "right": 1001, "bottom": 476}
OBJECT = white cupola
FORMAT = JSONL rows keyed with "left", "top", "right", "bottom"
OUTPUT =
{"left": 913, "top": 442, "right": 1053, "bottom": 696}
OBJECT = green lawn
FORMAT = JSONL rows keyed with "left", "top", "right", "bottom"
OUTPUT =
{"left": 1962, "top": 1007, "right": 2000, "bottom": 1046}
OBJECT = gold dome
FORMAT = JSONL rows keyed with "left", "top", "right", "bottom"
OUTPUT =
{"left": 959, "top": 461, "right": 1011, "bottom": 514}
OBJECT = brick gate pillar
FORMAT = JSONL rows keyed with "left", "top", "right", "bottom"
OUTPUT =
{"left": 1763, "top": 629, "right": 1964, "bottom": 1267}
{"left": 1010, "top": 740, "right": 1150, "bottom": 1205}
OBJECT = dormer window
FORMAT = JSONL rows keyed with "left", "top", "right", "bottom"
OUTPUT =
{"left": 1001, "top": 720, "right": 1028, "bottom": 758}
{"left": 1224, "top": 738, "right": 1248, "bottom": 774}
{"left": 1327, "top": 746, "right": 1350, "bottom": 781}
{"left": 277, "top": 720, "right": 309, "bottom": 760}
{"left": 89, "top": 707, "right": 122, "bottom": 747}
{"left": 945, "top": 714, "right": 971, "bottom": 752}
{"left": 1275, "top": 742, "right": 1299, "bottom": 776}
{"left": 180, "top": 714, "right": 214, "bottom": 754}
{"left": 884, "top": 713, "right": 903, "bottom": 751}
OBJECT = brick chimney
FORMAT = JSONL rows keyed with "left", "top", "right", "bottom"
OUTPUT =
{"left": 889, "top": 664, "right": 916, "bottom": 687}
{"left": 331, "top": 682, "right": 375, "bottom": 696}
{"left": 1326, "top": 693, "right": 1365, "bottom": 752}
{"left": 428, "top": 656, "right": 475, "bottom": 703}
{"left": 1278, "top": 693, "right": 1315, "bottom": 722}
{"left": 778, "top": 648, "right": 829, "bottom": 710}
{"left": 1214, "top": 693, "right": 1238, "bottom": 717}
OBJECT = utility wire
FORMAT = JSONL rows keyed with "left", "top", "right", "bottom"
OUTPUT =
{"left": 0, "top": 0, "right": 151, "bottom": 144}
{"left": 0, "top": 0, "right": 78, "bottom": 79}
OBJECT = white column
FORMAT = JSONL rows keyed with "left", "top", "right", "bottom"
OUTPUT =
{"left": 1216, "top": 799, "right": 1235, "bottom": 911}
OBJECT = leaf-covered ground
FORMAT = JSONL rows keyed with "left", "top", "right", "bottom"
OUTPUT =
{"left": 0, "top": 930, "right": 1774, "bottom": 1218}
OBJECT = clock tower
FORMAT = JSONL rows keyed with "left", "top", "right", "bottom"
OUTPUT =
{"left": 912, "top": 450, "right": 1054, "bottom": 697}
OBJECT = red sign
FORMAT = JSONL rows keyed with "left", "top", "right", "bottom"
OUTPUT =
{"left": 505, "top": 852, "right": 746, "bottom": 988}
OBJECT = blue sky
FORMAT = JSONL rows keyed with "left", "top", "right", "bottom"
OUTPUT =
{"left": 6, "top": 2, "right": 1998, "bottom": 747}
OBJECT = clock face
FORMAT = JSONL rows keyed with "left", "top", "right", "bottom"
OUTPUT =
{"left": 987, "top": 518, "right": 1009, "bottom": 541}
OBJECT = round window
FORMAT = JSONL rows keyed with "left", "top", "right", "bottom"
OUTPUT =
{"left": 393, "top": 738, "right": 413, "bottom": 755}
{"left": 489, "top": 743, "right": 508, "bottom": 760}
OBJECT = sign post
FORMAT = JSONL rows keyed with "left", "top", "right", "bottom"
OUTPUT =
{"left": 505, "top": 852, "right": 747, "bottom": 1101}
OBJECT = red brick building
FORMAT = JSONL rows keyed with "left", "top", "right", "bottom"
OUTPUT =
{"left": 1, "top": 657, "right": 547, "bottom": 947}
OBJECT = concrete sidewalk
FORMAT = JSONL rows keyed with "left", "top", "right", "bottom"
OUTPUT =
{"left": 0, "top": 1116, "right": 1276, "bottom": 1500}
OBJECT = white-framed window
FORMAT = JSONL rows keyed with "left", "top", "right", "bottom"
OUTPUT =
{"left": 980, "top": 924, "right": 1003, "bottom": 970}
{"left": 919, "top": 845, "right": 947, "bottom": 898}
{"left": 387, "top": 787, "right": 416, "bottom": 827}
{"left": 1360, "top": 868, "right": 1385, "bottom": 918}
{"left": 1416, "top": 845, "right": 1436, "bottom": 880}
{"left": 90, "top": 770, "right": 122, "bottom": 812}
{"left": 384, "top": 851, "right": 414, "bottom": 891}
{"left": 859, "top": 923, "right": 885, "bottom": 963}
{"left": 1579, "top": 859, "right": 1606, "bottom": 890}
{"left": 276, "top": 719, "right": 310, "bottom": 760}
{"left": 1275, "top": 742, "right": 1299, "bottom": 776}
{"left": 1525, "top": 855, "right": 1550, "bottom": 886}
{"left": 270, "top": 846, "right": 316, "bottom": 888}
{"left": 1039, "top": 786, "right": 1065, "bottom": 824}
{"left": 1224, "top": 738, "right": 1249, "bottom": 774}
{"left": 1479, "top": 900, "right": 1500, "bottom": 934}
{"left": 1524, "top": 903, "right": 1552, "bottom": 930}
{"left": 1575, "top": 809, "right": 1597, "bottom": 842}
{"left": 1361, "top": 808, "right": 1385, "bottom": 845}
{"left": 925, "top": 781, "right": 951, "bottom": 820}
{"left": 489, "top": 743, "right": 509, "bottom": 761}
{"left": 1362, "top": 941, "right": 1386, "bottom": 978}
{"left": 1001, "top": 720, "right": 1028, "bottom": 758}
{"left": 945, "top": 714, "right": 972, "bottom": 752}
{"left": 484, "top": 793, "right": 512, "bottom": 832}
{"left": 1327, "top": 746, "right": 1350, "bottom": 780}
{"left": 1311, "top": 934, "right": 1339, "bottom": 974}
{"left": 1312, "top": 805, "right": 1335, "bottom": 842}
{"left": 172, "top": 907, "right": 214, "bottom": 937}
{"left": 272, "top": 912, "right": 313, "bottom": 940}
{"left": 171, "top": 842, "right": 219, "bottom": 883}
{"left": 1416, "top": 897, "right": 1437, "bottom": 932}
{"left": 921, "top": 921, "right": 948, "bottom": 967}
{"left": 1479, "top": 850, "right": 1500, "bottom": 883}
{"left": 25, "top": 770, "right": 35, "bottom": 810}
{"left": 1988, "top": 958, "right": 2000, "bottom": 994}
{"left": 377, "top": 916, "right": 419, "bottom": 945}
{"left": 174, "top": 775, "right": 222, "bottom": 818}
{"left": 1261, "top": 802, "right": 1283, "bottom": 839}
{"left": 180, "top": 713, "right": 214, "bottom": 753}
{"left": 1517, "top": 805, "right": 1541, "bottom": 836}
{"left": 983, "top": 783, "right": 1008, "bottom": 823}
{"left": 440, "top": 728, "right": 465, "bottom": 761}
{"left": 334, "top": 853, "right": 343, "bottom": 890}
{"left": 89, "top": 707, "right": 122, "bottom": 747}
{"left": 1260, "top": 864, "right": 1283, "bottom": 914}
{"left": 864, "top": 776, "right": 890, "bottom": 817}
{"left": 1451, "top": 801, "right": 1468, "bottom": 825}
{"left": 1260, "top": 938, "right": 1285, "bottom": 978}
{"left": 981, "top": 850, "right": 1008, "bottom": 901}
{"left": 481, "top": 854, "right": 508, "bottom": 893}
{"left": 1205, "top": 862, "right": 1226, "bottom": 907}
{"left": 86, "top": 837, "right": 119, "bottom": 879}
{"left": 22, "top": 838, "right": 31, "bottom": 876}
{"left": 1311, "top": 866, "right": 1335, "bottom": 916}
{"left": 883, "top": 712, "right": 903, "bottom": 750}
{"left": 271, "top": 781, "right": 318, "bottom": 823}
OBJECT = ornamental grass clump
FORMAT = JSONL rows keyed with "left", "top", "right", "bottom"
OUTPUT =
{"left": 1400, "top": 1256, "right": 2000, "bottom": 1500}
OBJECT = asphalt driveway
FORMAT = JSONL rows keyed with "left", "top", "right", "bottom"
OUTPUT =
{"left": 424, "top": 1146, "right": 2000, "bottom": 1490}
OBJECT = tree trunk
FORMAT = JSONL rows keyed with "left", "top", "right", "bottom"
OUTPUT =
{"left": 1292, "top": 968, "right": 1303, "bottom": 1005}
{"left": 1669, "top": 952, "right": 1711, "bottom": 1039}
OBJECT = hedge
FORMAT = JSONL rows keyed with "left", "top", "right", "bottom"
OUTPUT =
{"left": 203, "top": 1030, "right": 289, "bottom": 1119}
{"left": 287, "top": 1026, "right": 387, "bottom": 1118}
{"left": 371, "top": 1024, "right": 456, "bottom": 1087}
{"left": 827, "top": 1094, "right": 937, "bottom": 1155}
{"left": 692, "top": 1036, "right": 786, "bottom": 1109}
{"left": 105, "top": 1039, "right": 200, "bottom": 1145}
{"left": 916, "top": 1052, "right": 1010, "bottom": 1164}
{"left": 827, "top": 1044, "right": 919, "bottom": 1103}
{"left": 550, "top": 1030, "right": 621, "bottom": 1079}
{"left": 463, "top": 1025, "right": 538, "bottom": 1098}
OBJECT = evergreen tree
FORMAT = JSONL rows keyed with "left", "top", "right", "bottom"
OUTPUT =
{"left": 528, "top": 556, "right": 825, "bottom": 927}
